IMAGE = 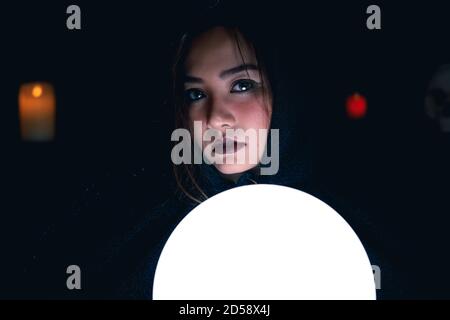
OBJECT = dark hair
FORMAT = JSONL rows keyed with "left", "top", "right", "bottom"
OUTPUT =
{"left": 171, "top": 20, "right": 276, "bottom": 204}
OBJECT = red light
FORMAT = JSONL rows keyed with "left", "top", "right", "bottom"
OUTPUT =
{"left": 346, "top": 93, "right": 367, "bottom": 119}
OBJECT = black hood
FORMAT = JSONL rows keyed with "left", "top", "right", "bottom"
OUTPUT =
{"left": 171, "top": 4, "right": 318, "bottom": 203}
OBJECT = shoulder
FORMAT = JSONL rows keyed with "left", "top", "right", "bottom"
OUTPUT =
{"left": 301, "top": 182, "right": 405, "bottom": 299}
{"left": 98, "top": 194, "right": 195, "bottom": 298}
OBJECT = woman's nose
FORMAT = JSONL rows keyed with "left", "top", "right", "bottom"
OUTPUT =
{"left": 206, "top": 98, "right": 236, "bottom": 129}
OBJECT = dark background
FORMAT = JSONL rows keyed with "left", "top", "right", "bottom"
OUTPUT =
{"left": 1, "top": 0, "right": 450, "bottom": 298}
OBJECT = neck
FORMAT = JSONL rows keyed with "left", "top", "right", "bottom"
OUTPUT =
{"left": 219, "top": 172, "right": 243, "bottom": 183}
{"left": 219, "top": 166, "right": 260, "bottom": 184}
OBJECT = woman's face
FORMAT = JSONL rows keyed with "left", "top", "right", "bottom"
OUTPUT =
{"left": 184, "top": 27, "right": 272, "bottom": 176}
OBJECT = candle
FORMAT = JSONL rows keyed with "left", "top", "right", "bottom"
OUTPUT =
{"left": 18, "top": 82, "right": 56, "bottom": 141}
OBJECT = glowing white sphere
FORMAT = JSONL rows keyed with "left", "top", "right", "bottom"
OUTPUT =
{"left": 153, "top": 184, "right": 376, "bottom": 300}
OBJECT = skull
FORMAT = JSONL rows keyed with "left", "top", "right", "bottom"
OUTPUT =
{"left": 425, "top": 64, "right": 450, "bottom": 133}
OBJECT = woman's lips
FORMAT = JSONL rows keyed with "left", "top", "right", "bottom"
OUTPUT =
{"left": 212, "top": 138, "right": 246, "bottom": 155}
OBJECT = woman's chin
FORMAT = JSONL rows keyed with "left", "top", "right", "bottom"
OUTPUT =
{"left": 214, "top": 163, "right": 255, "bottom": 175}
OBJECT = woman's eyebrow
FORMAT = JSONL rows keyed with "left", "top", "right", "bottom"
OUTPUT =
{"left": 183, "top": 75, "right": 203, "bottom": 84}
{"left": 183, "top": 64, "right": 258, "bottom": 84}
{"left": 219, "top": 64, "right": 258, "bottom": 79}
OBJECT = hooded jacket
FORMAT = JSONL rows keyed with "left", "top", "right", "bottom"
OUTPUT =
{"left": 92, "top": 40, "right": 398, "bottom": 300}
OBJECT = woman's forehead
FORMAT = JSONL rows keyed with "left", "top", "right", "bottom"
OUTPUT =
{"left": 184, "top": 27, "right": 257, "bottom": 76}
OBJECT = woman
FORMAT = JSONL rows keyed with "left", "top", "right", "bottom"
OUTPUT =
{"left": 95, "top": 11, "right": 398, "bottom": 299}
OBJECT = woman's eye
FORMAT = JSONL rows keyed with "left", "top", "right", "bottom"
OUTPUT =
{"left": 231, "top": 79, "right": 258, "bottom": 93}
{"left": 185, "top": 89, "right": 206, "bottom": 103}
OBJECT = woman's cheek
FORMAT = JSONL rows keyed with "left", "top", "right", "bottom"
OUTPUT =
{"left": 188, "top": 105, "right": 204, "bottom": 123}
{"left": 236, "top": 102, "right": 270, "bottom": 129}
